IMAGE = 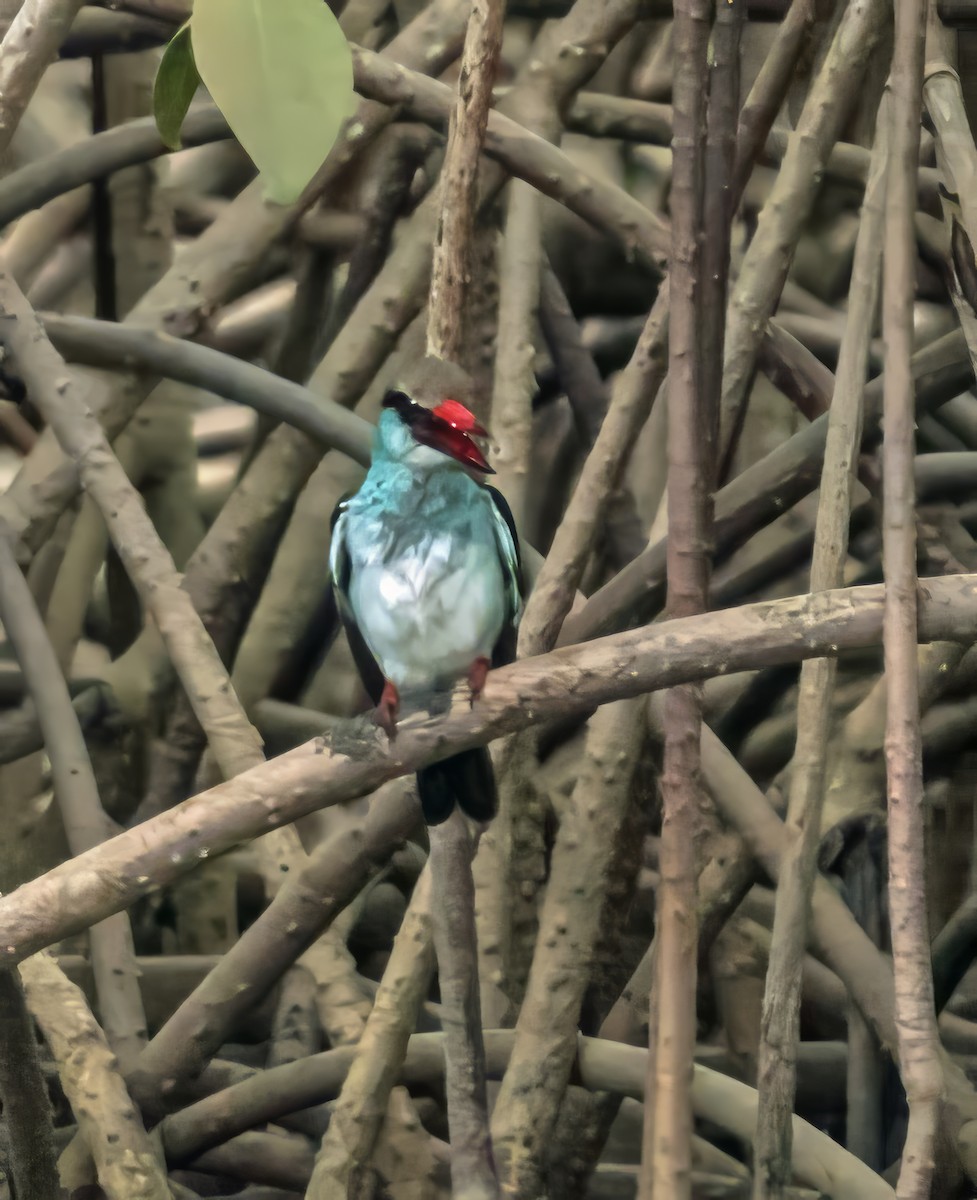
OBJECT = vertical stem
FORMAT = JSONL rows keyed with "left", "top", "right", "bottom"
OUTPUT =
{"left": 427, "top": 0, "right": 505, "bottom": 364}
{"left": 882, "top": 0, "right": 944, "bottom": 1195}
{"left": 752, "top": 95, "right": 888, "bottom": 1200}
{"left": 429, "top": 815, "right": 497, "bottom": 1198}
{"left": 423, "top": 2, "right": 504, "bottom": 1190}
{"left": 641, "top": 0, "right": 712, "bottom": 1196}
{"left": 0, "top": 969, "right": 60, "bottom": 1200}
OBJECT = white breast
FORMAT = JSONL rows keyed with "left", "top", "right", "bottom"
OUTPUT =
{"left": 350, "top": 534, "right": 507, "bottom": 691}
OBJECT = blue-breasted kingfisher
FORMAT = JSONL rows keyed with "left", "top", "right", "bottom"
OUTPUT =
{"left": 329, "top": 356, "right": 523, "bottom": 825}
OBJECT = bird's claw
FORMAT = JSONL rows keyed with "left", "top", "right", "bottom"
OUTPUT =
{"left": 467, "top": 656, "right": 490, "bottom": 708}
{"left": 375, "top": 679, "right": 400, "bottom": 740}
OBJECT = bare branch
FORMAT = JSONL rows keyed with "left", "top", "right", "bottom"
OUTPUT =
{"left": 18, "top": 950, "right": 170, "bottom": 1200}
{"left": 752, "top": 92, "right": 888, "bottom": 1200}
{"left": 0, "top": 534, "right": 147, "bottom": 1071}
{"left": 306, "top": 869, "right": 435, "bottom": 1198}
{"left": 718, "top": 0, "right": 890, "bottom": 473}
{"left": 0, "top": 271, "right": 308, "bottom": 890}
{"left": 427, "top": 0, "right": 505, "bottom": 362}
{"left": 0, "top": 0, "right": 86, "bottom": 157}
{"left": 0, "top": 970, "right": 59, "bottom": 1200}
{"left": 491, "top": 700, "right": 643, "bottom": 1197}
{"left": 643, "top": 0, "right": 712, "bottom": 1192}
{"left": 490, "top": 182, "right": 541, "bottom": 527}
{"left": 882, "top": 0, "right": 944, "bottom": 1189}
{"left": 163, "top": 1028, "right": 895, "bottom": 1200}
{"left": 0, "top": 575, "right": 975, "bottom": 966}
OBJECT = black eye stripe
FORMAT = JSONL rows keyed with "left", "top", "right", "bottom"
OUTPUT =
{"left": 381, "top": 389, "right": 427, "bottom": 422}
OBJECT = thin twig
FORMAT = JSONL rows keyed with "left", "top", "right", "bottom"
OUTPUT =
{"left": 642, "top": 0, "right": 712, "bottom": 1193}
{"left": 0, "top": 271, "right": 305, "bottom": 892}
{"left": 426, "top": 0, "right": 505, "bottom": 363}
{"left": 751, "top": 94, "right": 888, "bottom": 1200}
{"left": 490, "top": 181, "right": 541, "bottom": 527}
{"left": 423, "top": 0, "right": 504, "bottom": 1193}
{"left": 428, "top": 814, "right": 495, "bottom": 1198}
{"left": 0, "top": 534, "right": 148, "bottom": 1072}
{"left": 882, "top": 0, "right": 945, "bottom": 1190}
{"left": 40, "top": 312, "right": 373, "bottom": 465}
{"left": 519, "top": 288, "right": 669, "bottom": 657}
{"left": 718, "top": 0, "right": 890, "bottom": 475}
{"left": 731, "top": 0, "right": 818, "bottom": 197}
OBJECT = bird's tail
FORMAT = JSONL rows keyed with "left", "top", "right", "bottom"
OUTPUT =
{"left": 416, "top": 747, "right": 497, "bottom": 825}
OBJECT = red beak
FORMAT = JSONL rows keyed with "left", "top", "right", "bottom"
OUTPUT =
{"left": 416, "top": 399, "right": 494, "bottom": 473}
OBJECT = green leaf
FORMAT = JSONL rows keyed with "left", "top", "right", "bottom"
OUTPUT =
{"left": 189, "top": 0, "right": 355, "bottom": 206}
{"left": 153, "top": 21, "right": 201, "bottom": 151}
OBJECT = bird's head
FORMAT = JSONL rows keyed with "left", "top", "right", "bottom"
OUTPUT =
{"left": 376, "top": 356, "right": 493, "bottom": 475}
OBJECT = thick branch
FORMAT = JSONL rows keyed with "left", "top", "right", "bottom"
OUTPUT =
{"left": 18, "top": 950, "right": 170, "bottom": 1200}
{"left": 0, "top": 576, "right": 975, "bottom": 963}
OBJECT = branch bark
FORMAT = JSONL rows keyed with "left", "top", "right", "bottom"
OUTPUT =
{"left": 751, "top": 90, "right": 888, "bottom": 1200}
{"left": 0, "top": 0, "right": 86, "bottom": 158}
{"left": 0, "top": 575, "right": 976, "bottom": 965}
{"left": 882, "top": 0, "right": 945, "bottom": 1190}
{"left": 423, "top": 0, "right": 504, "bottom": 1190}
{"left": 0, "top": 533, "right": 148, "bottom": 1072}
{"left": 426, "top": 0, "right": 505, "bottom": 363}
{"left": 642, "top": 0, "right": 713, "bottom": 1193}
{"left": 18, "top": 950, "right": 170, "bottom": 1200}
{"left": 717, "top": 0, "right": 890, "bottom": 474}
{"left": 0, "top": 969, "right": 59, "bottom": 1200}
{"left": 303, "top": 869, "right": 435, "bottom": 1198}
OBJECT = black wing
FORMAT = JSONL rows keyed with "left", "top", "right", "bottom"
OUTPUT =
{"left": 329, "top": 496, "right": 385, "bottom": 705}
{"left": 484, "top": 483, "right": 523, "bottom": 668}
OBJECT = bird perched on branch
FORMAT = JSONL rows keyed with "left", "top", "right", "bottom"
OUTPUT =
{"left": 329, "top": 357, "right": 522, "bottom": 825}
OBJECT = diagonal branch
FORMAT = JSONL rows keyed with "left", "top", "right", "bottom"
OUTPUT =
{"left": 717, "top": 0, "right": 890, "bottom": 474}
{"left": 0, "top": 534, "right": 148, "bottom": 1072}
{"left": 0, "top": 575, "right": 975, "bottom": 966}
{"left": 18, "top": 950, "right": 170, "bottom": 1200}
{"left": 0, "top": 0, "right": 86, "bottom": 157}
{"left": 0, "top": 270, "right": 306, "bottom": 889}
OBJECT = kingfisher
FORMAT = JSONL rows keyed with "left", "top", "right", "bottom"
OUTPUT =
{"left": 329, "top": 357, "right": 522, "bottom": 825}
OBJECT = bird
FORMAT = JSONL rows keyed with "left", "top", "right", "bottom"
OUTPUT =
{"left": 329, "top": 356, "right": 522, "bottom": 825}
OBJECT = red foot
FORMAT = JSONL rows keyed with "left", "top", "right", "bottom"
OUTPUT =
{"left": 467, "top": 656, "right": 491, "bottom": 708}
{"left": 375, "top": 679, "right": 400, "bottom": 740}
